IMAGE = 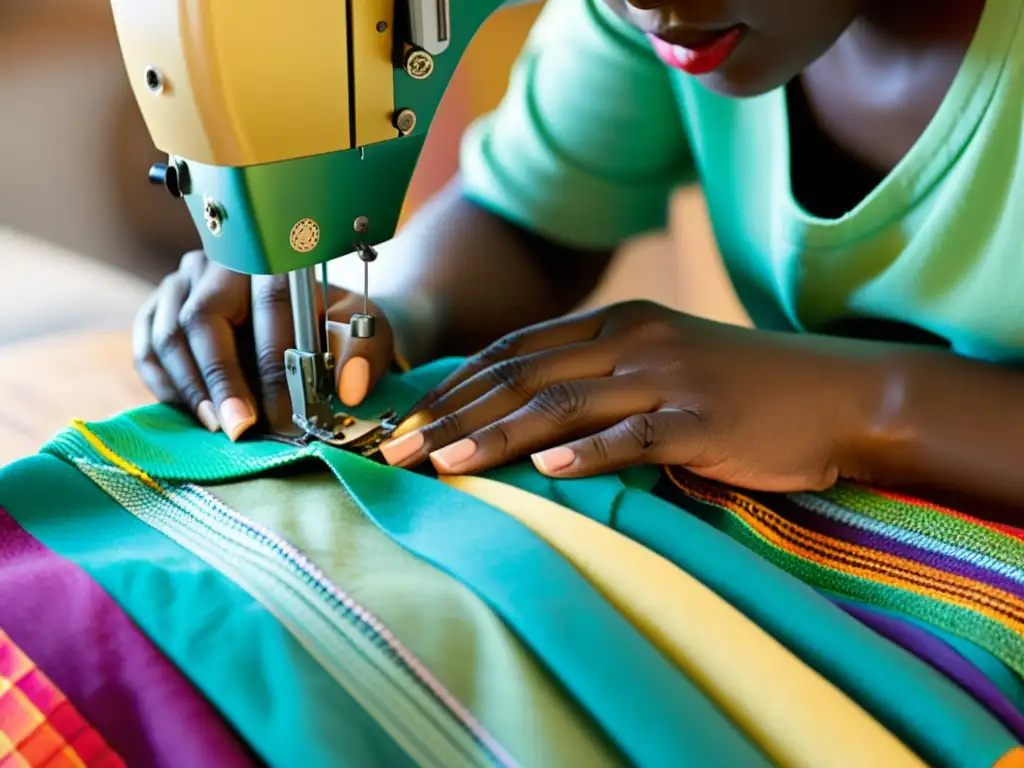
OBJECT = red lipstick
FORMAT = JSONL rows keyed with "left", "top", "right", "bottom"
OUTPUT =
{"left": 648, "top": 26, "right": 746, "bottom": 75}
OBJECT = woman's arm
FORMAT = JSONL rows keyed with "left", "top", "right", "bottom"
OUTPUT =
{"left": 850, "top": 347, "right": 1024, "bottom": 515}
{"left": 358, "top": 179, "right": 613, "bottom": 364}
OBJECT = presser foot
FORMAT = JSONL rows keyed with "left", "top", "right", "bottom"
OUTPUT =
{"left": 281, "top": 347, "right": 399, "bottom": 458}
{"left": 268, "top": 409, "right": 400, "bottom": 459}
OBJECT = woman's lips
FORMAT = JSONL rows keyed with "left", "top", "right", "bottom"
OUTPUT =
{"left": 648, "top": 25, "right": 747, "bottom": 75}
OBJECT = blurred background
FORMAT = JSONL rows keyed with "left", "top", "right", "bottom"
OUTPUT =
{"left": 0, "top": 0, "right": 744, "bottom": 353}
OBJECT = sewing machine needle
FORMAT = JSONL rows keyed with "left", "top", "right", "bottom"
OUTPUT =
{"left": 320, "top": 261, "right": 330, "bottom": 360}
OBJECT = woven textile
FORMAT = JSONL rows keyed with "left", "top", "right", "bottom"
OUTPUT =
{"left": 660, "top": 467, "right": 1024, "bottom": 678}
{"left": 2, "top": 357, "right": 1023, "bottom": 768}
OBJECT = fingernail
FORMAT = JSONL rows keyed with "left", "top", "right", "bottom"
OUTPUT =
{"left": 430, "top": 438, "right": 478, "bottom": 473}
{"left": 339, "top": 357, "right": 371, "bottom": 407}
{"left": 219, "top": 397, "right": 256, "bottom": 442}
{"left": 196, "top": 400, "right": 221, "bottom": 433}
{"left": 532, "top": 446, "right": 576, "bottom": 474}
{"left": 380, "top": 430, "right": 425, "bottom": 466}
{"left": 392, "top": 409, "right": 432, "bottom": 439}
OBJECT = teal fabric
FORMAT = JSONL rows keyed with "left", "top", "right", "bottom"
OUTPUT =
{"left": 832, "top": 597, "right": 1024, "bottom": 716}
{"left": 486, "top": 464, "right": 1020, "bottom": 768}
{"left": 13, "top": 358, "right": 1020, "bottom": 767}
{"left": 0, "top": 454, "right": 415, "bottom": 768}
{"left": 38, "top": 360, "right": 771, "bottom": 768}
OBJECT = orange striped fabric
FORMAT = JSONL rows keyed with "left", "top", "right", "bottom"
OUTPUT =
{"left": 0, "top": 630, "right": 125, "bottom": 768}
{"left": 664, "top": 469, "right": 1024, "bottom": 638}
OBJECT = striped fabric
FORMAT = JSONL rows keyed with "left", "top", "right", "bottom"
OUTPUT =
{"left": 660, "top": 467, "right": 1024, "bottom": 679}
{"left": 0, "top": 631, "right": 124, "bottom": 768}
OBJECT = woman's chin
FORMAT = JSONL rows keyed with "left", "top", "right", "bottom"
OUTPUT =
{"left": 691, "top": 54, "right": 797, "bottom": 99}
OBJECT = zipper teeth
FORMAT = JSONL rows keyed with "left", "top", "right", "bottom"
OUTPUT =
{"left": 176, "top": 482, "right": 518, "bottom": 768}
{"left": 61, "top": 429, "right": 519, "bottom": 767}
{"left": 82, "top": 469, "right": 460, "bottom": 768}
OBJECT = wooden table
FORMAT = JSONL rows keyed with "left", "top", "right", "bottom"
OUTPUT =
{"left": 0, "top": 331, "right": 151, "bottom": 465}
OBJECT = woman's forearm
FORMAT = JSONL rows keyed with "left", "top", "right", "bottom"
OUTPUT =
{"left": 852, "top": 348, "right": 1024, "bottom": 513}
{"left": 347, "top": 178, "right": 613, "bottom": 364}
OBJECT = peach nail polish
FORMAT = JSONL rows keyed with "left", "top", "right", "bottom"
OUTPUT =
{"left": 219, "top": 397, "right": 256, "bottom": 442}
{"left": 430, "top": 439, "right": 478, "bottom": 472}
{"left": 339, "top": 357, "right": 371, "bottom": 407}
{"left": 196, "top": 400, "right": 221, "bottom": 433}
{"left": 532, "top": 446, "right": 576, "bottom": 473}
{"left": 380, "top": 430, "right": 425, "bottom": 466}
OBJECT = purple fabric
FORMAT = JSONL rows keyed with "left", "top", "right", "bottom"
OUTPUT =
{"left": 754, "top": 492, "right": 1024, "bottom": 600}
{"left": 836, "top": 599, "right": 1024, "bottom": 742}
{"left": 0, "top": 508, "right": 256, "bottom": 768}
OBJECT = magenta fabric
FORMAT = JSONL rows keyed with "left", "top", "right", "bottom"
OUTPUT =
{"left": 0, "top": 507, "right": 256, "bottom": 768}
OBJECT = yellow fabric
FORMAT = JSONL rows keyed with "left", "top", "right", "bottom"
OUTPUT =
{"left": 442, "top": 474, "right": 926, "bottom": 768}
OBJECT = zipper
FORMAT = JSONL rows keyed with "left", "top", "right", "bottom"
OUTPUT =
{"left": 176, "top": 483, "right": 516, "bottom": 765}
{"left": 75, "top": 460, "right": 517, "bottom": 768}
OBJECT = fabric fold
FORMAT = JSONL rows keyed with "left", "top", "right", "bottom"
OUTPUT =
{"left": 442, "top": 474, "right": 925, "bottom": 768}
{"left": 0, "top": 508, "right": 255, "bottom": 768}
{"left": 834, "top": 598, "right": 1024, "bottom": 741}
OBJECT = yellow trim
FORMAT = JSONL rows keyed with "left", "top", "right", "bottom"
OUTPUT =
{"left": 441, "top": 475, "right": 926, "bottom": 768}
{"left": 351, "top": 0, "right": 399, "bottom": 147}
{"left": 70, "top": 420, "right": 162, "bottom": 492}
{"left": 393, "top": 349, "right": 412, "bottom": 373}
{"left": 110, "top": 0, "right": 353, "bottom": 167}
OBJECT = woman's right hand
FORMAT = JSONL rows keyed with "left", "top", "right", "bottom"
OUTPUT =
{"left": 133, "top": 250, "right": 396, "bottom": 440}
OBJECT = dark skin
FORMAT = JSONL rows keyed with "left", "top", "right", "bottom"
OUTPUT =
{"left": 136, "top": 0, "right": 1024, "bottom": 517}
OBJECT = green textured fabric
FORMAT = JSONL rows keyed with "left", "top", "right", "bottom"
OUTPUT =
{"left": 687, "top": 490, "right": 1024, "bottom": 679}
{"left": 0, "top": 455, "right": 415, "bottom": 768}
{"left": 824, "top": 484, "right": 1024, "bottom": 570}
{"left": 463, "top": 0, "right": 1024, "bottom": 363}
{"left": 209, "top": 471, "right": 626, "bottom": 768}
{"left": 485, "top": 463, "right": 1020, "bottom": 768}
{"left": 40, "top": 360, "right": 770, "bottom": 768}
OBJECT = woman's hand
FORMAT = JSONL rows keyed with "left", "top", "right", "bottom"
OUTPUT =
{"left": 381, "top": 300, "right": 885, "bottom": 492}
{"left": 133, "top": 251, "right": 395, "bottom": 440}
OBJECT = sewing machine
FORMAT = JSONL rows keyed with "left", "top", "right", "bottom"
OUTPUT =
{"left": 109, "top": 0, "right": 523, "bottom": 449}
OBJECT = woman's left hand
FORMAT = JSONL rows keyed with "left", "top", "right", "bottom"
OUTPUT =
{"left": 380, "top": 300, "right": 886, "bottom": 492}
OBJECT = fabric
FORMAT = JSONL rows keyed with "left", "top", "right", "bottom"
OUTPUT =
{"left": 208, "top": 471, "right": 626, "bottom": 768}
{"left": 0, "top": 630, "right": 124, "bottom": 768}
{"left": 441, "top": 474, "right": 924, "bottom": 768}
{"left": 835, "top": 598, "right": 1024, "bottom": 741}
{"left": 489, "top": 461, "right": 1022, "bottom": 768}
{"left": 0, "top": 455, "right": 419, "bottom": 768}
{"left": 659, "top": 466, "right": 1024, "bottom": 679}
{"left": 462, "top": 0, "right": 1024, "bottom": 362}
{"left": 71, "top": 464, "right": 508, "bottom": 768}
{"left": 832, "top": 601, "right": 1024, "bottom": 716}
{"left": 22, "top": 359, "right": 771, "bottom": 768}
{"left": 0, "top": 509, "right": 254, "bottom": 768}
{"left": 994, "top": 748, "right": 1024, "bottom": 768}
{"left": 3, "top": 360, "right": 1023, "bottom": 768}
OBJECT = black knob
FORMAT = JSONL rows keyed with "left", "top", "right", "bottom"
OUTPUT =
{"left": 148, "top": 162, "right": 181, "bottom": 198}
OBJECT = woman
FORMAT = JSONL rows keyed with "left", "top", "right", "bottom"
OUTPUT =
{"left": 135, "top": 0, "right": 1023, "bottom": 510}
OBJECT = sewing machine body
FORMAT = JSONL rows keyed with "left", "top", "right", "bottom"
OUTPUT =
{"left": 110, "top": 0, "right": 514, "bottom": 273}
{"left": 109, "top": 0, "right": 523, "bottom": 438}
